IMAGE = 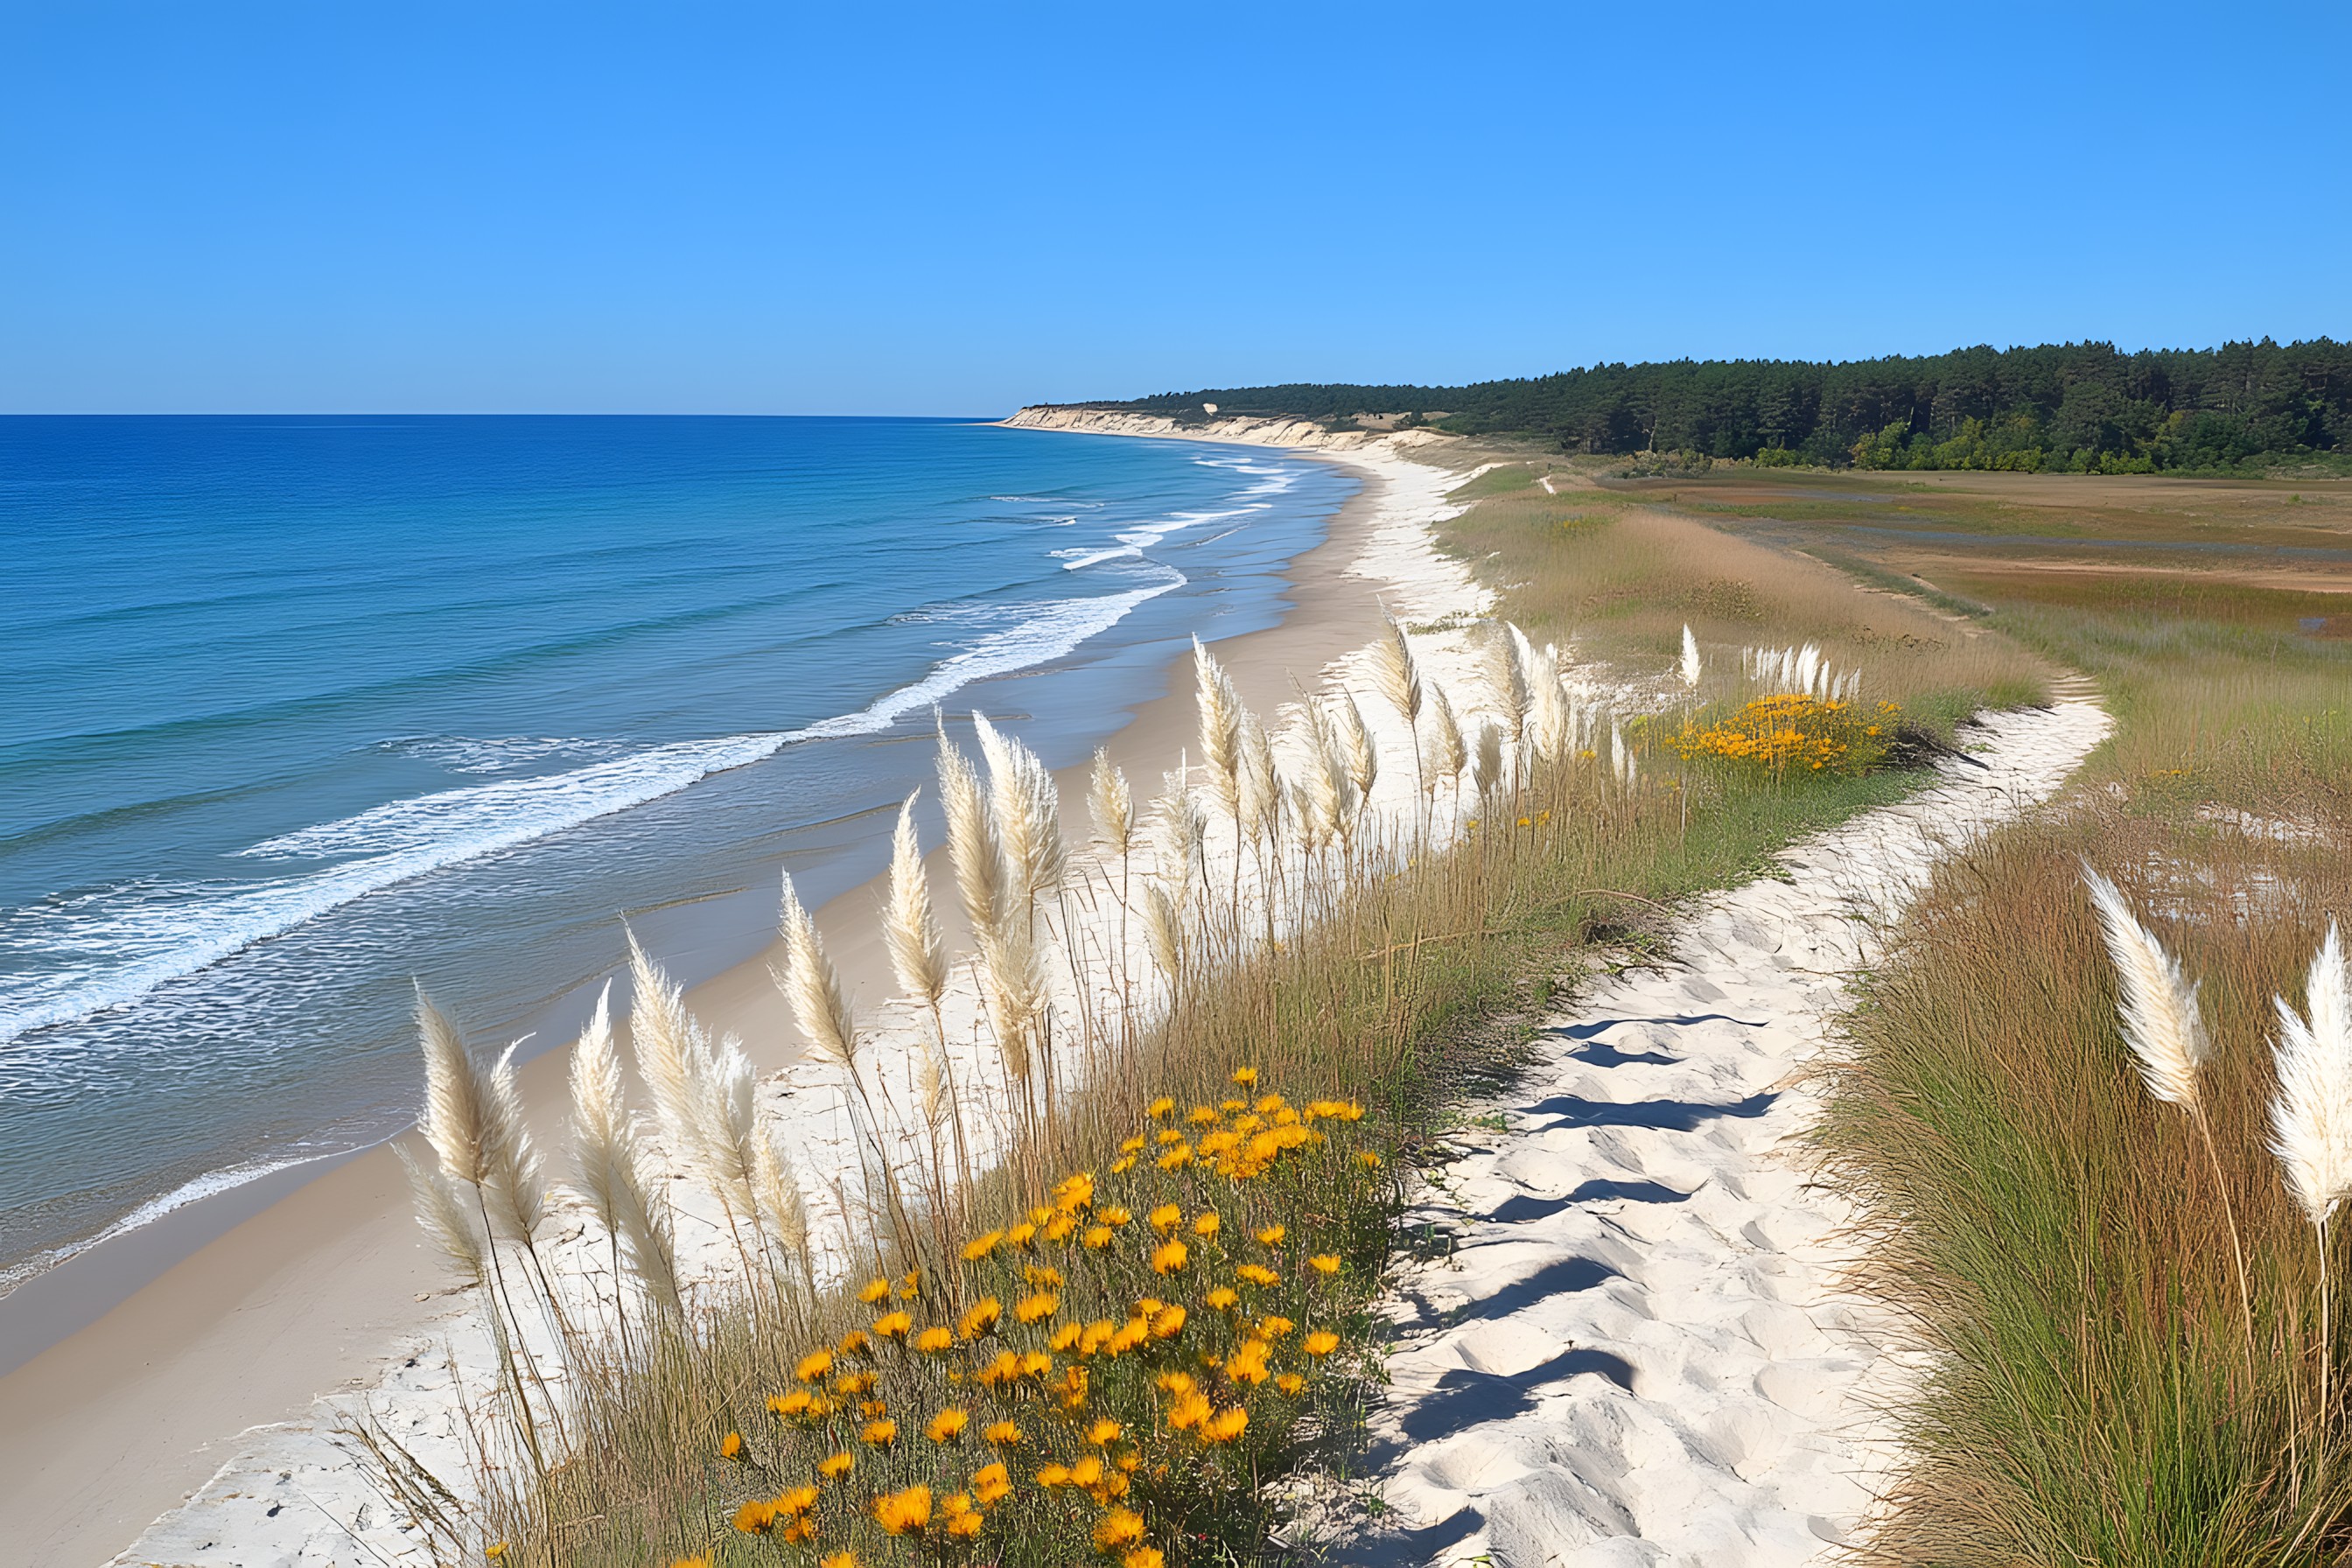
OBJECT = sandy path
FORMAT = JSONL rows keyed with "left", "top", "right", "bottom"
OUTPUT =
{"left": 1352, "top": 683, "right": 2111, "bottom": 1567}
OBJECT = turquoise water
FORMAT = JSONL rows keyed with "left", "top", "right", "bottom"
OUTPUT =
{"left": 0, "top": 416, "right": 1352, "bottom": 1284}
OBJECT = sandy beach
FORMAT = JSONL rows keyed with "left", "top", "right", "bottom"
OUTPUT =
{"left": 0, "top": 418, "right": 1476, "bottom": 1565}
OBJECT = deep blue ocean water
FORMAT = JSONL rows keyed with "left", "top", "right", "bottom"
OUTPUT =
{"left": 0, "top": 416, "right": 1352, "bottom": 1285}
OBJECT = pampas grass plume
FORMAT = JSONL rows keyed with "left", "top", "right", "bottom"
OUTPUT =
{"left": 2272, "top": 921, "right": 2352, "bottom": 1227}
{"left": 1333, "top": 688, "right": 1377, "bottom": 797}
{"left": 1373, "top": 608, "right": 1423, "bottom": 724}
{"left": 1089, "top": 747, "right": 1133, "bottom": 856}
{"left": 936, "top": 723, "right": 1000, "bottom": 938}
{"left": 1472, "top": 720, "right": 1502, "bottom": 800}
{"left": 883, "top": 793, "right": 948, "bottom": 1007}
{"left": 1428, "top": 682, "right": 1466, "bottom": 785}
{"left": 1193, "top": 637, "right": 1243, "bottom": 815}
{"left": 400, "top": 1144, "right": 486, "bottom": 1282}
{"left": 2082, "top": 865, "right": 2211, "bottom": 1110}
{"left": 1680, "top": 624, "right": 1702, "bottom": 690}
{"left": 780, "top": 871, "right": 859, "bottom": 1068}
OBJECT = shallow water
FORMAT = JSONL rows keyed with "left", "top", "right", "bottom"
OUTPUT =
{"left": 0, "top": 416, "right": 1352, "bottom": 1286}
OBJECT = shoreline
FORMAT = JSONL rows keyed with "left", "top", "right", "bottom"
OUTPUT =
{"left": 0, "top": 418, "right": 1474, "bottom": 1564}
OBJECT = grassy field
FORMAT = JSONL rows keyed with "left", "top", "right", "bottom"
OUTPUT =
{"left": 389, "top": 452, "right": 2056, "bottom": 1568}
{"left": 1593, "top": 463, "right": 2352, "bottom": 1563}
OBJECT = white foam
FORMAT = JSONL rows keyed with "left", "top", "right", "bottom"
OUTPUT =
{"left": 0, "top": 570, "right": 1186, "bottom": 1047}
{"left": 0, "top": 1148, "right": 348, "bottom": 1296}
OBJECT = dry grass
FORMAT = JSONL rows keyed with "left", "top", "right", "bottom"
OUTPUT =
{"left": 1433, "top": 466, "right": 2049, "bottom": 734}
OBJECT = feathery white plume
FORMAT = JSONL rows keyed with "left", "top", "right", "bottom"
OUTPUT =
{"left": 400, "top": 1144, "right": 486, "bottom": 1281}
{"left": 1332, "top": 688, "right": 1378, "bottom": 798}
{"left": 1373, "top": 608, "right": 1424, "bottom": 724}
{"left": 2082, "top": 866, "right": 2211, "bottom": 1110}
{"left": 1088, "top": 747, "right": 1133, "bottom": 855}
{"left": 780, "top": 870, "right": 858, "bottom": 1068}
{"left": 936, "top": 724, "right": 1000, "bottom": 938}
{"left": 1488, "top": 624, "right": 1531, "bottom": 743}
{"left": 1680, "top": 625, "right": 1702, "bottom": 690}
{"left": 1427, "top": 682, "right": 1466, "bottom": 786}
{"left": 1193, "top": 638, "right": 1243, "bottom": 816}
{"left": 2271, "top": 922, "right": 2352, "bottom": 1228}
{"left": 1472, "top": 720, "right": 1502, "bottom": 799}
{"left": 883, "top": 793, "right": 948, "bottom": 1006}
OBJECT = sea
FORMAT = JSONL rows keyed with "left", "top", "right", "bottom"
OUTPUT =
{"left": 0, "top": 416, "right": 1354, "bottom": 1291}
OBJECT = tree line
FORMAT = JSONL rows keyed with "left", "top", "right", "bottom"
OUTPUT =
{"left": 1081, "top": 340, "right": 2351, "bottom": 473}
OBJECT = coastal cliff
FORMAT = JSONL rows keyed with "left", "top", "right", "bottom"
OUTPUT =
{"left": 999, "top": 405, "right": 1459, "bottom": 455}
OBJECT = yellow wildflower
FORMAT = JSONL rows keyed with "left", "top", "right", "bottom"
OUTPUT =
{"left": 1310, "top": 1254, "right": 1341, "bottom": 1276}
{"left": 1151, "top": 1240, "right": 1188, "bottom": 1275}
{"left": 1277, "top": 1372, "right": 1306, "bottom": 1394}
{"left": 1016, "top": 1292, "right": 1060, "bottom": 1324}
{"left": 1148, "top": 1096, "right": 1174, "bottom": 1118}
{"left": 962, "top": 1228, "right": 1004, "bottom": 1261}
{"left": 1231, "top": 1066, "right": 1257, "bottom": 1086}
{"left": 1125, "top": 1550, "right": 1166, "bottom": 1568}
{"left": 1236, "top": 1263, "right": 1279, "bottom": 1287}
{"left": 960, "top": 1297, "right": 1003, "bottom": 1339}
{"left": 795, "top": 1348, "right": 833, "bottom": 1382}
{"left": 872, "top": 1484, "right": 932, "bottom": 1536}
{"left": 1200, "top": 1405, "right": 1250, "bottom": 1445}
{"left": 1152, "top": 1304, "right": 1186, "bottom": 1338}
{"left": 928, "top": 1407, "right": 969, "bottom": 1443}
{"left": 915, "top": 1325, "right": 955, "bottom": 1354}
{"left": 858, "top": 1277, "right": 891, "bottom": 1305}
{"left": 1205, "top": 1286, "right": 1238, "bottom": 1311}
{"left": 820, "top": 1553, "right": 858, "bottom": 1568}
{"left": 1084, "top": 1225, "right": 1114, "bottom": 1249}
{"left": 1088, "top": 1417, "right": 1124, "bottom": 1446}
{"left": 1094, "top": 1507, "right": 1149, "bottom": 1551}
{"left": 872, "top": 1309, "right": 912, "bottom": 1340}
{"left": 1193, "top": 1211, "right": 1220, "bottom": 1239}
{"left": 861, "top": 1417, "right": 896, "bottom": 1447}
{"left": 984, "top": 1418, "right": 1023, "bottom": 1447}
{"left": 1255, "top": 1224, "right": 1285, "bottom": 1245}
{"left": 973, "top": 1460, "right": 1012, "bottom": 1506}
{"left": 719, "top": 1431, "right": 744, "bottom": 1460}
{"left": 732, "top": 1497, "right": 776, "bottom": 1534}
{"left": 817, "top": 1450, "right": 854, "bottom": 1479}
{"left": 1305, "top": 1329, "right": 1340, "bottom": 1356}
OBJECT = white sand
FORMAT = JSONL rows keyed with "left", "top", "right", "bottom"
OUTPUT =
{"left": 1350, "top": 681, "right": 2112, "bottom": 1567}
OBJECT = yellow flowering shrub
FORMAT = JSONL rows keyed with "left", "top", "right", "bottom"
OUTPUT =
{"left": 1670, "top": 694, "right": 1899, "bottom": 778}
{"left": 686, "top": 1069, "right": 1386, "bottom": 1566}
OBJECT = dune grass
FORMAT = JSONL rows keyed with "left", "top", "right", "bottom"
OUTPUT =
{"left": 388, "top": 453, "right": 2038, "bottom": 1567}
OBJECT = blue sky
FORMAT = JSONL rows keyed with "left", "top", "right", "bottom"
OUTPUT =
{"left": 3, "top": 3, "right": 2344, "bottom": 413}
